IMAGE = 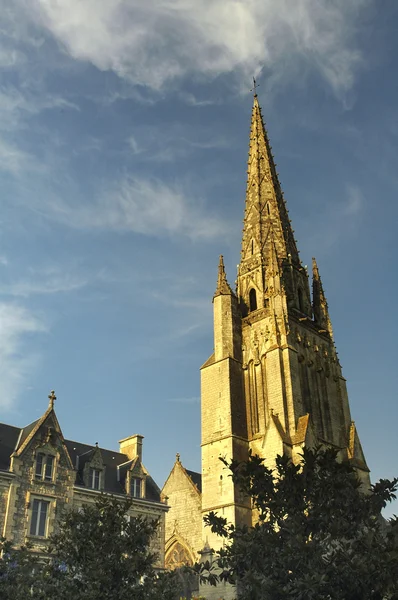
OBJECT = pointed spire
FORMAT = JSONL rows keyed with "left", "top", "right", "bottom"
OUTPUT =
{"left": 214, "top": 255, "right": 233, "bottom": 297}
{"left": 312, "top": 258, "right": 333, "bottom": 340}
{"left": 240, "top": 95, "right": 299, "bottom": 267}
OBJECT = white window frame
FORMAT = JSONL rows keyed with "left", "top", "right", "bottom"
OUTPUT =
{"left": 35, "top": 452, "right": 55, "bottom": 482}
{"left": 131, "top": 477, "right": 142, "bottom": 498}
{"left": 90, "top": 467, "right": 101, "bottom": 490}
{"left": 29, "top": 498, "right": 50, "bottom": 537}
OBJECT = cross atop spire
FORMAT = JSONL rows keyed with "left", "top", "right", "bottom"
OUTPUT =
{"left": 48, "top": 390, "right": 56, "bottom": 410}
{"left": 214, "top": 255, "right": 233, "bottom": 297}
{"left": 250, "top": 77, "right": 260, "bottom": 97}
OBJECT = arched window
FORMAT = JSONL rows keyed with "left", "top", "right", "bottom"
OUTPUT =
{"left": 249, "top": 288, "right": 257, "bottom": 312}
{"left": 165, "top": 541, "right": 193, "bottom": 569}
{"left": 298, "top": 287, "right": 304, "bottom": 312}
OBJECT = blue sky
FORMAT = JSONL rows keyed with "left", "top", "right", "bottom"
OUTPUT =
{"left": 0, "top": 1, "right": 397, "bottom": 514}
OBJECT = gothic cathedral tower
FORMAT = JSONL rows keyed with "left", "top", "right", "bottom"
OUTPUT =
{"left": 201, "top": 93, "right": 369, "bottom": 550}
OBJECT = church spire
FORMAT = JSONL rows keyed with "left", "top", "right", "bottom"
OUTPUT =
{"left": 214, "top": 255, "right": 233, "bottom": 297}
{"left": 237, "top": 94, "right": 310, "bottom": 316}
{"left": 312, "top": 257, "right": 334, "bottom": 340}
{"left": 240, "top": 94, "right": 299, "bottom": 268}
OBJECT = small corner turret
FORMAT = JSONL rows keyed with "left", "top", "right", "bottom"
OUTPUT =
{"left": 212, "top": 255, "right": 242, "bottom": 362}
{"left": 214, "top": 255, "right": 233, "bottom": 298}
{"left": 312, "top": 257, "right": 334, "bottom": 340}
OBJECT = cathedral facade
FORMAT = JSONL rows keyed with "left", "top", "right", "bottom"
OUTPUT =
{"left": 162, "top": 94, "right": 369, "bottom": 596}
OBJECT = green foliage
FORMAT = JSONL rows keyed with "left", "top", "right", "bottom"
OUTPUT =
{"left": 199, "top": 447, "right": 398, "bottom": 600}
{"left": 0, "top": 495, "right": 178, "bottom": 600}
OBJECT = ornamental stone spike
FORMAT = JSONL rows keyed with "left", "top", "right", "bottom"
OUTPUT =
{"left": 214, "top": 255, "right": 233, "bottom": 297}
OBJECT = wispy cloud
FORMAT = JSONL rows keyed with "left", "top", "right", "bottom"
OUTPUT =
{"left": 344, "top": 184, "right": 363, "bottom": 216}
{"left": 0, "top": 136, "right": 36, "bottom": 174}
{"left": 0, "top": 303, "right": 47, "bottom": 410}
{"left": 26, "top": 0, "right": 369, "bottom": 97}
{"left": 126, "top": 125, "right": 230, "bottom": 163}
{"left": 0, "top": 85, "right": 79, "bottom": 133}
{"left": 0, "top": 268, "right": 88, "bottom": 297}
{"left": 300, "top": 182, "right": 365, "bottom": 254}
{"left": 32, "top": 176, "right": 230, "bottom": 240}
{"left": 0, "top": 255, "right": 8, "bottom": 266}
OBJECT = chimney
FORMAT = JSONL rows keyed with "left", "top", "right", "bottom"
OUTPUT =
{"left": 119, "top": 434, "right": 144, "bottom": 461}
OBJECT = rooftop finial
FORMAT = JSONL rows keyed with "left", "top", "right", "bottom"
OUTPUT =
{"left": 176, "top": 452, "right": 180, "bottom": 462}
{"left": 250, "top": 77, "right": 260, "bottom": 97}
{"left": 48, "top": 390, "right": 56, "bottom": 409}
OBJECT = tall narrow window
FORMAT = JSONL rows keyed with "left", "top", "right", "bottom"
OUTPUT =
{"left": 266, "top": 203, "right": 270, "bottom": 215}
{"left": 249, "top": 288, "right": 257, "bottom": 312}
{"left": 30, "top": 499, "right": 50, "bottom": 537}
{"left": 44, "top": 456, "right": 54, "bottom": 481}
{"left": 35, "top": 453, "right": 44, "bottom": 479}
{"left": 251, "top": 240, "right": 254, "bottom": 255}
{"left": 90, "top": 468, "right": 101, "bottom": 490}
{"left": 35, "top": 453, "right": 54, "bottom": 481}
{"left": 131, "top": 477, "right": 142, "bottom": 498}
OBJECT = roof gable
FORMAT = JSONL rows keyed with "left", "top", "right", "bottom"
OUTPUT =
{"left": 162, "top": 455, "right": 202, "bottom": 497}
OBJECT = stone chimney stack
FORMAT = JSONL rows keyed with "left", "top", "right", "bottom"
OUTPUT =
{"left": 119, "top": 434, "right": 144, "bottom": 461}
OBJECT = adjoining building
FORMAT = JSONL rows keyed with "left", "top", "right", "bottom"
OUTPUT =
{"left": 0, "top": 390, "right": 167, "bottom": 566}
{"left": 162, "top": 93, "right": 369, "bottom": 599}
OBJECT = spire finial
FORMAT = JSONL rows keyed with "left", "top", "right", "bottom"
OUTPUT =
{"left": 250, "top": 77, "right": 260, "bottom": 97}
{"left": 176, "top": 452, "right": 180, "bottom": 462}
{"left": 48, "top": 390, "right": 56, "bottom": 409}
{"left": 214, "top": 255, "right": 233, "bottom": 297}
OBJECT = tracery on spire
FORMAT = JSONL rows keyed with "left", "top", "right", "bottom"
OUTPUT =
{"left": 240, "top": 95, "right": 300, "bottom": 267}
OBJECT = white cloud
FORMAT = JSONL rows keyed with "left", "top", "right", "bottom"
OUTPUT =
{"left": 0, "top": 303, "right": 47, "bottom": 409}
{"left": 26, "top": 0, "right": 368, "bottom": 96}
{"left": 0, "top": 268, "right": 88, "bottom": 297}
{"left": 0, "top": 85, "right": 80, "bottom": 133}
{"left": 35, "top": 176, "right": 229, "bottom": 240}
{"left": 299, "top": 182, "right": 365, "bottom": 254}
{"left": 344, "top": 184, "right": 363, "bottom": 215}
{"left": 0, "top": 137, "right": 33, "bottom": 174}
{"left": 126, "top": 127, "right": 229, "bottom": 163}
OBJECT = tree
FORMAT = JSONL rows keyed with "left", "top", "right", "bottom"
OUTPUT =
{"left": 0, "top": 496, "right": 177, "bottom": 600}
{"left": 200, "top": 447, "right": 398, "bottom": 600}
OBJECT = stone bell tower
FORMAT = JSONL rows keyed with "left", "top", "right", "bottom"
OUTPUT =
{"left": 200, "top": 93, "right": 369, "bottom": 551}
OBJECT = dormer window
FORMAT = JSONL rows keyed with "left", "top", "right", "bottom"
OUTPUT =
{"left": 131, "top": 477, "right": 142, "bottom": 498}
{"left": 90, "top": 468, "right": 101, "bottom": 490}
{"left": 35, "top": 453, "right": 55, "bottom": 482}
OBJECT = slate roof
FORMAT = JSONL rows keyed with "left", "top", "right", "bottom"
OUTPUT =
{"left": 0, "top": 422, "right": 161, "bottom": 502}
{"left": 0, "top": 423, "right": 20, "bottom": 470}
{"left": 185, "top": 469, "right": 202, "bottom": 493}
